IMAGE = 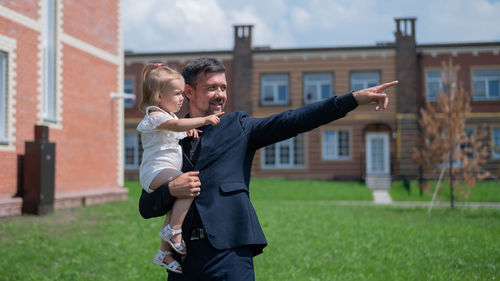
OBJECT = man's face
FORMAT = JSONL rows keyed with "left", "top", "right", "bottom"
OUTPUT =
{"left": 186, "top": 72, "right": 227, "bottom": 117}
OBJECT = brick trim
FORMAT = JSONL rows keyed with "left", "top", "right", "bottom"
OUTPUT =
{"left": 60, "top": 34, "right": 121, "bottom": 65}
{"left": 0, "top": 197, "right": 22, "bottom": 217}
{"left": 0, "top": 34, "right": 17, "bottom": 152}
{"left": 0, "top": 5, "right": 42, "bottom": 32}
{"left": 54, "top": 187, "right": 129, "bottom": 209}
{"left": 116, "top": 0, "right": 125, "bottom": 186}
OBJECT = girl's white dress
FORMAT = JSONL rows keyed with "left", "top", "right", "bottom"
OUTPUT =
{"left": 137, "top": 106, "right": 187, "bottom": 193}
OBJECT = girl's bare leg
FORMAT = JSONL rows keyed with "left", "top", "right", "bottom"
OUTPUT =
{"left": 169, "top": 198, "right": 193, "bottom": 245}
{"left": 150, "top": 169, "right": 193, "bottom": 250}
{"left": 149, "top": 168, "right": 182, "bottom": 191}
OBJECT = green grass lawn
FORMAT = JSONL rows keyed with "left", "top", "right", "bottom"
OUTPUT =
{"left": 0, "top": 180, "right": 499, "bottom": 280}
{"left": 249, "top": 178, "right": 373, "bottom": 201}
{"left": 390, "top": 180, "right": 500, "bottom": 202}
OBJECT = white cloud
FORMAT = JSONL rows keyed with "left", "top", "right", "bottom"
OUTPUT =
{"left": 228, "top": 4, "right": 295, "bottom": 48}
{"left": 123, "top": 0, "right": 500, "bottom": 53}
{"left": 123, "top": 0, "right": 232, "bottom": 52}
{"left": 291, "top": 7, "right": 311, "bottom": 31}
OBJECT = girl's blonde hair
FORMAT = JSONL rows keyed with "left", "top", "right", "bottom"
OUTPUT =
{"left": 139, "top": 63, "right": 184, "bottom": 112}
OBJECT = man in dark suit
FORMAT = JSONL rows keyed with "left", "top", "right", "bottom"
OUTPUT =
{"left": 139, "top": 57, "right": 397, "bottom": 280}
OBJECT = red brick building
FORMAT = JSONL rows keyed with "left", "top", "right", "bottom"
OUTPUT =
{"left": 124, "top": 19, "right": 500, "bottom": 188}
{"left": 0, "top": 0, "right": 127, "bottom": 217}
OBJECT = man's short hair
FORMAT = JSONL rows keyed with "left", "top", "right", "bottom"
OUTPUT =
{"left": 182, "top": 57, "right": 226, "bottom": 87}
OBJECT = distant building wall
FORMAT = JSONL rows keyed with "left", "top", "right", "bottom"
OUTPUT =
{"left": 123, "top": 19, "right": 500, "bottom": 182}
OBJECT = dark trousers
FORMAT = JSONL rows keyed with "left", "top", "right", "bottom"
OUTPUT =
{"left": 168, "top": 238, "right": 254, "bottom": 281}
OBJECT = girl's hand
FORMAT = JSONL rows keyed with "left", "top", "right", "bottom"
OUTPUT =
{"left": 204, "top": 112, "right": 225, "bottom": 126}
{"left": 186, "top": 129, "right": 202, "bottom": 138}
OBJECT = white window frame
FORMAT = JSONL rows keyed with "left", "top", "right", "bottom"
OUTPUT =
{"left": 472, "top": 69, "right": 500, "bottom": 101}
{"left": 262, "top": 135, "right": 305, "bottom": 169}
{"left": 322, "top": 129, "right": 350, "bottom": 160}
{"left": 350, "top": 71, "right": 380, "bottom": 91}
{"left": 493, "top": 128, "right": 500, "bottom": 159}
{"left": 304, "top": 73, "right": 333, "bottom": 104}
{"left": 42, "top": 0, "right": 57, "bottom": 122}
{"left": 0, "top": 34, "right": 17, "bottom": 151}
{"left": 124, "top": 133, "right": 143, "bottom": 169}
{"left": 260, "top": 74, "right": 289, "bottom": 106}
{"left": 124, "top": 77, "right": 135, "bottom": 108}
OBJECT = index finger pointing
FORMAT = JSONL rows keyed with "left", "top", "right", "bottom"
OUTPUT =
{"left": 377, "top": 80, "right": 398, "bottom": 90}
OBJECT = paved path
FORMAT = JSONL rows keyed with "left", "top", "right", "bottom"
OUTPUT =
{"left": 314, "top": 189, "right": 500, "bottom": 208}
{"left": 372, "top": 190, "right": 392, "bottom": 204}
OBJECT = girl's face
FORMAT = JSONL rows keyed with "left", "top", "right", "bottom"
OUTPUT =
{"left": 158, "top": 78, "right": 185, "bottom": 113}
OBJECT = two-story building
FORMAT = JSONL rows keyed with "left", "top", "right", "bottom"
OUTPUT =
{"left": 124, "top": 19, "right": 500, "bottom": 188}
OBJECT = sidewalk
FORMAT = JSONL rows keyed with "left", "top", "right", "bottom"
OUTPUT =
{"left": 370, "top": 189, "right": 500, "bottom": 208}
{"left": 315, "top": 190, "right": 500, "bottom": 208}
{"left": 320, "top": 199, "right": 500, "bottom": 208}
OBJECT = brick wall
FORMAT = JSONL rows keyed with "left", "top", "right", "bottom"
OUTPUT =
{"left": 54, "top": 44, "right": 119, "bottom": 192}
{"left": 250, "top": 51, "right": 398, "bottom": 180}
{"left": 62, "top": 0, "right": 119, "bottom": 55}
{"left": 0, "top": 0, "right": 126, "bottom": 216}
{"left": 0, "top": 16, "right": 41, "bottom": 199}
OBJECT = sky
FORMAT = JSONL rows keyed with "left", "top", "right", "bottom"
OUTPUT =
{"left": 123, "top": 0, "right": 500, "bottom": 53}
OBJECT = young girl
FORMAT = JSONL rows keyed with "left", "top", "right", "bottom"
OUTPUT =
{"left": 137, "top": 63, "right": 223, "bottom": 274}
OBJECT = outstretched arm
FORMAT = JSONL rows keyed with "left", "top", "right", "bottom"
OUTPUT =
{"left": 241, "top": 81, "right": 398, "bottom": 150}
{"left": 157, "top": 112, "right": 225, "bottom": 132}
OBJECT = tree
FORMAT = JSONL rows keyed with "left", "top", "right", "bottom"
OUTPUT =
{"left": 412, "top": 59, "right": 490, "bottom": 208}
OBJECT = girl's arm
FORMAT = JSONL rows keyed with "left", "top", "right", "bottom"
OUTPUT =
{"left": 156, "top": 112, "right": 224, "bottom": 132}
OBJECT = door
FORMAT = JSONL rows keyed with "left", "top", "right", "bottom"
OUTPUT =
{"left": 366, "top": 132, "right": 390, "bottom": 174}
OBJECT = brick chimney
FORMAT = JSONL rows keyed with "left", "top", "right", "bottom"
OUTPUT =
{"left": 394, "top": 18, "right": 419, "bottom": 179}
{"left": 395, "top": 18, "right": 418, "bottom": 114}
{"left": 232, "top": 25, "right": 253, "bottom": 114}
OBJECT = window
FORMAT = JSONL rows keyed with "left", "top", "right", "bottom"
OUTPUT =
{"left": 426, "top": 71, "right": 443, "bottom": 101}
{"left": 350, "top": 71, "right": 380, "bottom": 91}
{"left": 473, "top": 69, "right": 500, "bottom": 100}
{"left": 261, "top": 74, "right": 289, "bottom": 105}
{"left": 262, "top": 134, "right": 305, "bottom": 169}
{"left": 124, "top": 77, "right": 135, "bottom": 108}
{"left": 43, "top": 0, "right": 57, "bottom": 122}
{"left": 322, "top": 130, "right": 350, "bottom": 160}
{"left": 493, "top": 128, "right": 500, "bottom": 159}
{"left": 124, "top": 133, "right": 143, "bottom": 169}
{"left": 0, "top": 51, "right": 7, "bottom": 143}
{"left": 304, "top": 73, "right": 333, "bottom": 104}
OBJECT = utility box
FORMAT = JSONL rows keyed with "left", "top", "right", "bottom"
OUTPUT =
{"left": 22, "top": 126, "right": 56, "bottom": 215}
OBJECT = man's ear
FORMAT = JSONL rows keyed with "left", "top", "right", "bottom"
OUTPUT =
{"left": 184, "top": 84, "right": 193, "bottom": 100}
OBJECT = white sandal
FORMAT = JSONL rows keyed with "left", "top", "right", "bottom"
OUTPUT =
{"left": 159, "top": 224, "right": 187, "bottom": 255}
{"left": 152, "top": 250, "right": 182, "bottom": 274}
